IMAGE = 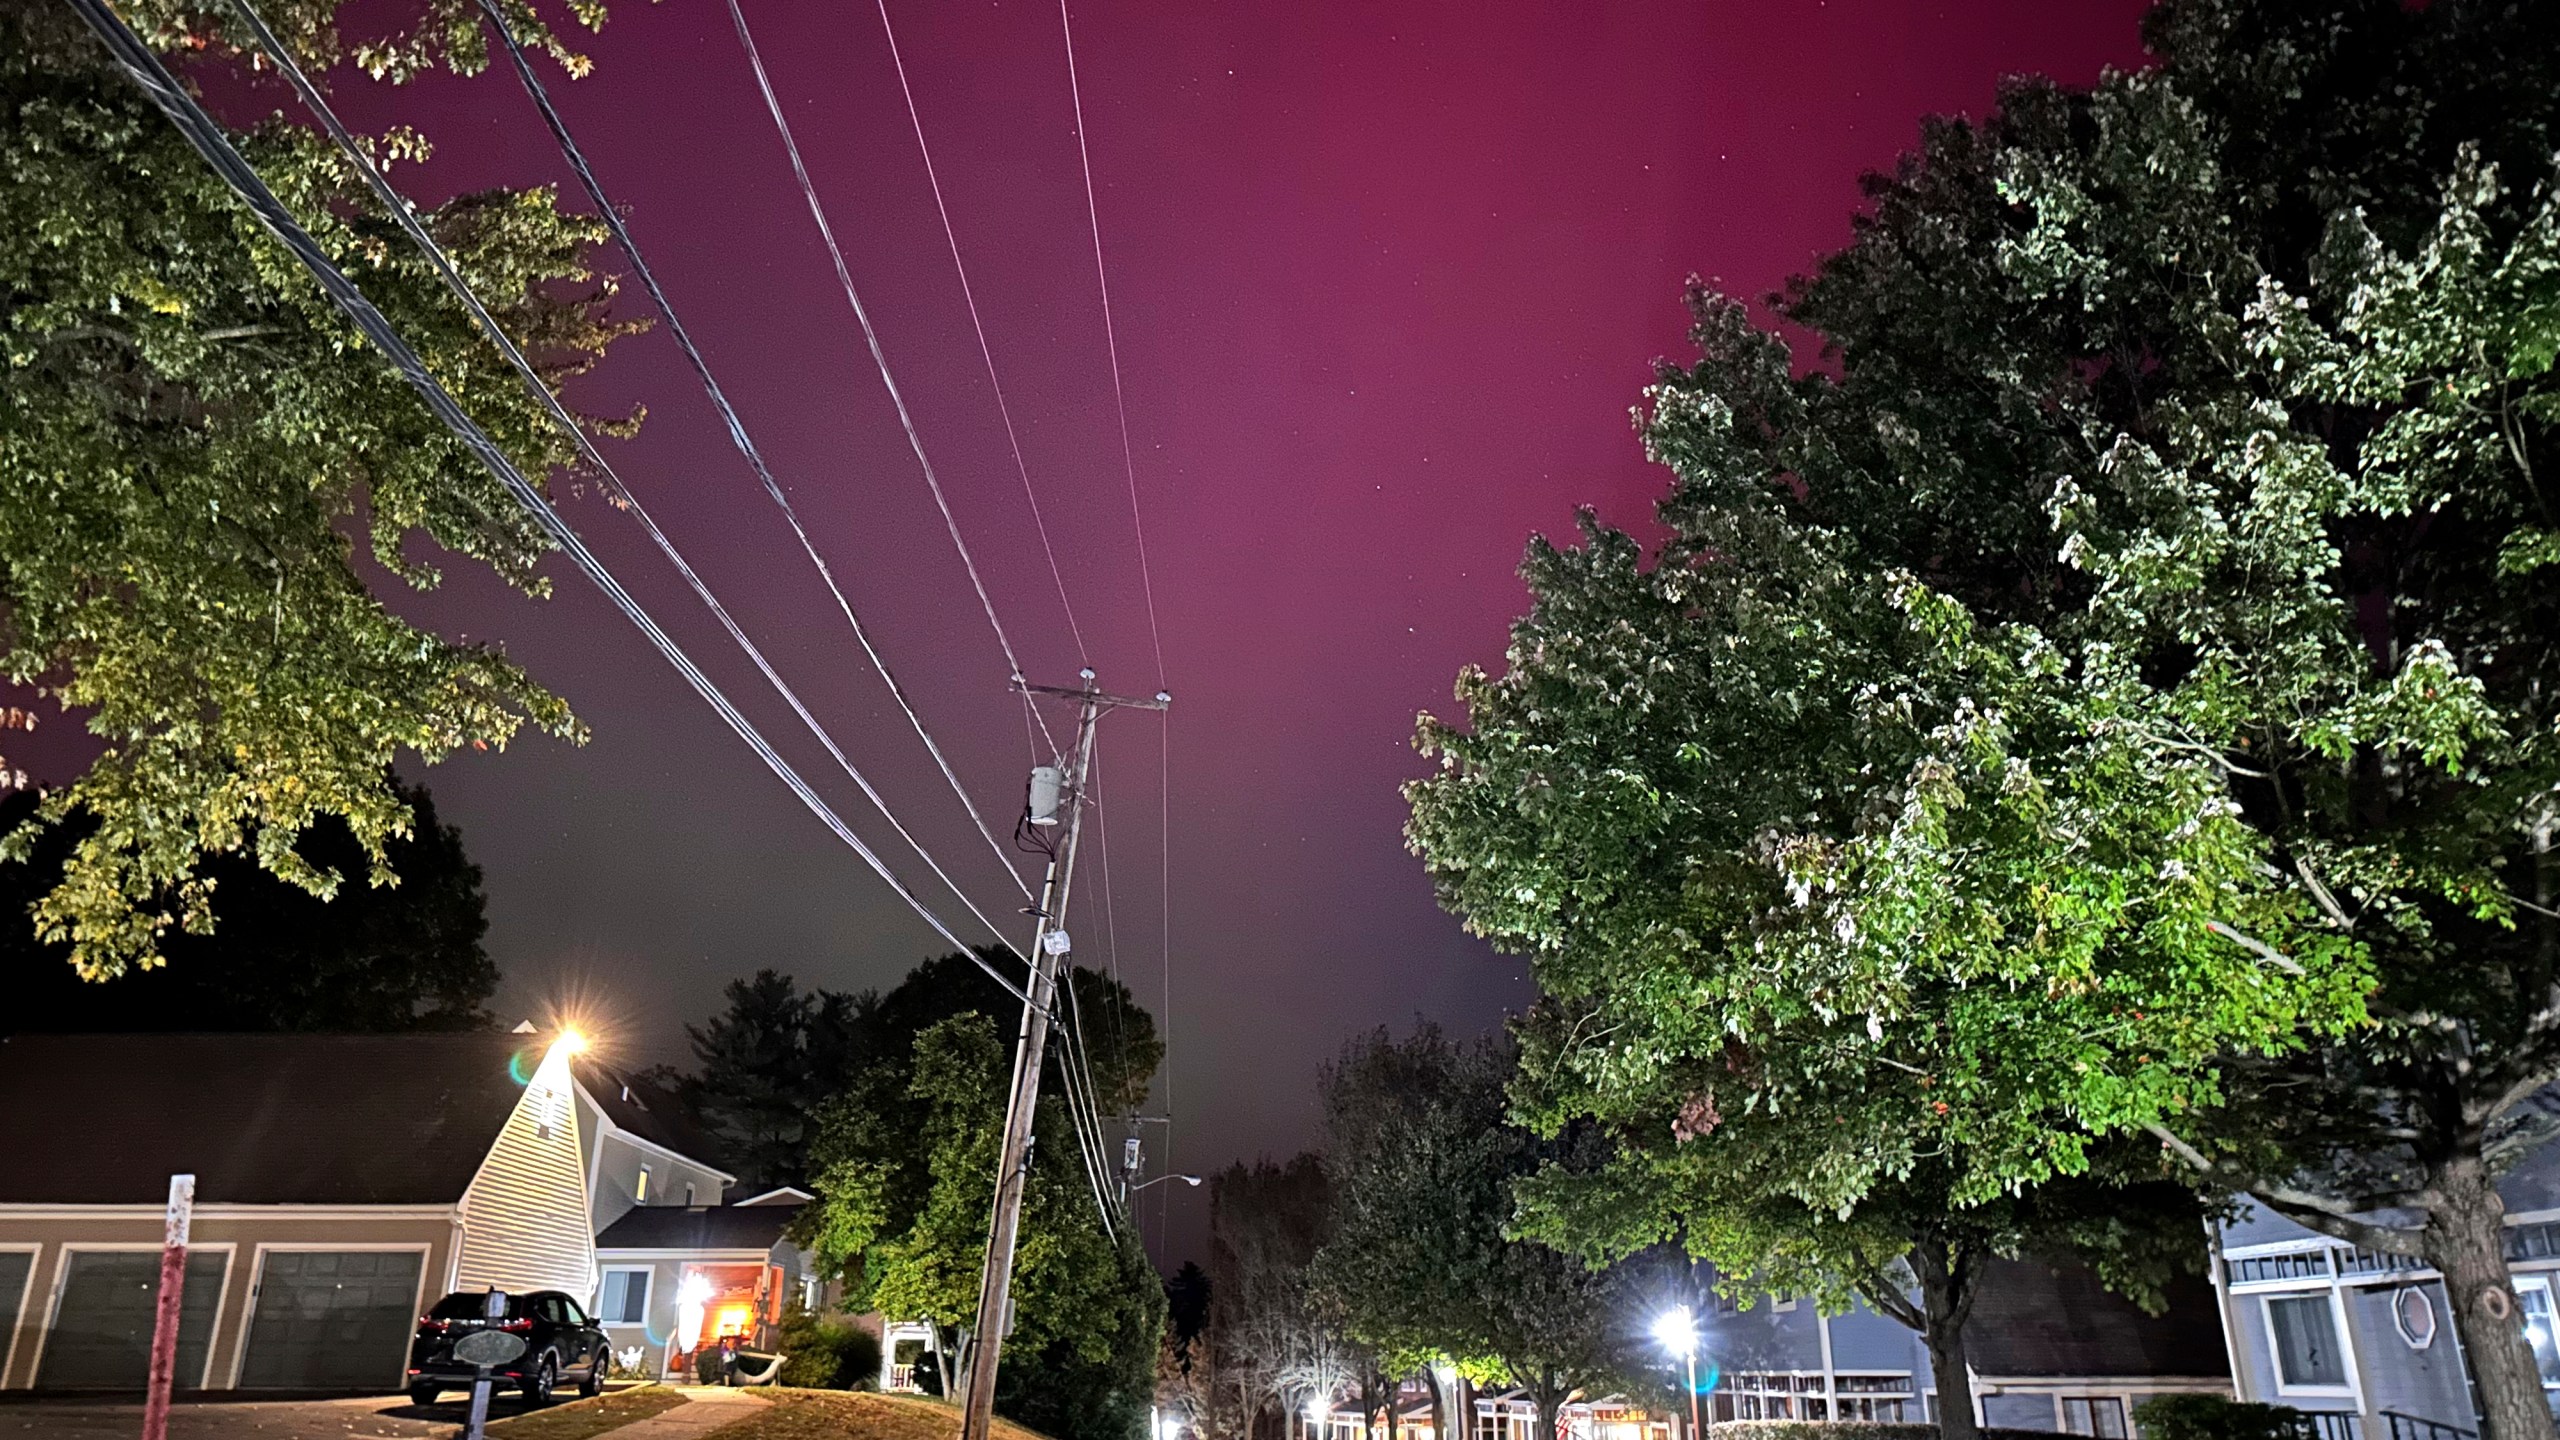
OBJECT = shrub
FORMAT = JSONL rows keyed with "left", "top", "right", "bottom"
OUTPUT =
{"left": 774, "top": 1304, "right": 882, "bottom": 1390}
{"left": 2134, "top": 1395, "right": 2314, "bottom": 1440}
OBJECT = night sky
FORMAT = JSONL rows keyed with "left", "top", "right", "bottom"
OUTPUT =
{"left": 130, "top": 0, "right": 2156, "bottom": 1261}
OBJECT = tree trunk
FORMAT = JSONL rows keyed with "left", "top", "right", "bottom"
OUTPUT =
{"left": 1421, "top": 1368, "right": 1446, "bottom": 1440}
{"left": 2426, "top": 1159, "right": 2552, "bottom": 1440}
{"left": 1910, "top": 1236, "right": 1981, "bottom": 1440}
{"left": 1532, "top": 1390, "right": 1563, "bottom": 1440}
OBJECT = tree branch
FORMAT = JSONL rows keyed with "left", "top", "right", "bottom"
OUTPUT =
{"left": 2145, "top": 1123, "right": 2427, "bottom": 1254}
{"left": 2205, "top": 920, "right": 2306, "bottom": 976}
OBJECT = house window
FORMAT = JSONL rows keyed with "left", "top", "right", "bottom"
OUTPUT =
{"left": 600, "top": 1267, "right": 651, "bottom": 1325}
{"left": 2515, "top": 1277, "right": 2560, "bottom": 1387}
{"left": 636, "top": 1165, "right": 652, "bottom": 1203}
{"left": 2061, "top": 1397, "right": 2128, "bottom": 1437}
{"left": 2266, "top": 1294, "right": 2349, "bottom": 1389}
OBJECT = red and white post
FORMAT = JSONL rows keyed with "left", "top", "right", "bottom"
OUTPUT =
{"left": 141, "top": 1173, "right": 195, "bottom": 1440}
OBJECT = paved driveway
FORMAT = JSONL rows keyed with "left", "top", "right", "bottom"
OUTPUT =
{"left": 0, "top": 1390, "right": 566, "bottom": 1439}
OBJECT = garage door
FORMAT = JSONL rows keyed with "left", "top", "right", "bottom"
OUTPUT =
{"left": 36, "top": 1250, "right": 227, "bottom": 1390}
{"left": 236, "top": 1251, "right": 425, "bottom": 1390}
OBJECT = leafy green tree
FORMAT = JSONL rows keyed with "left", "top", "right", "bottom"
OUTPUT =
{"left": 2, "top": 0, "right": 631, "bottom": 983}
{"left": 797, "top": 964, "right": 1165, "bottom": 1440}
{"left": 1314, "top": 1026, "right": 1656, "bottom": 1440}
{"left": 1409, "top": 3, "right": 2560, "bottom": 1437}
{"left": 0, "top": 777, "right": 497, "bottom": 1030}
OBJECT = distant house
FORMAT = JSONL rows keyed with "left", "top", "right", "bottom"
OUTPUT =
{"left": 592, "top": 1186, "right": 817, "bottom": 1378}
{"left": 0, "top": 1029, "right": 802, "bottom": 1394}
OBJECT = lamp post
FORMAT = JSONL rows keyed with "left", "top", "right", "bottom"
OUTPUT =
{"left": 1651, "top": 1307, "right": 1704, "bottom": 1440}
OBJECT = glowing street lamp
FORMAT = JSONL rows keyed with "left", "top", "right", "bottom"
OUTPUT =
{"left": 1652, "top": 1306, "right": 1704, "bottom": 1440}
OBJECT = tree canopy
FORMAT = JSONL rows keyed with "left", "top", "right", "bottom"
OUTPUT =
{"left": 0, "top": 776, "right": 498, "bottom": 1030}
{"left": 793, "top": 954, "right": 1165, "bottom": 1440}
{"left": 1, "top": 0, "right": 630, "bottom": 983}
{"left": 1407, "top": 2, "right": 2560, "bottom": 1438}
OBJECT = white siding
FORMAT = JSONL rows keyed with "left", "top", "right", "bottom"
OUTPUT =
{"left": 455, "top": 1054, "right": 594, "bottom": 1296}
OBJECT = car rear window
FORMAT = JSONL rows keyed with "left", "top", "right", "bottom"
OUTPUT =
{"left": 428, "top": 1292, "right": 532, "bottom": 1320}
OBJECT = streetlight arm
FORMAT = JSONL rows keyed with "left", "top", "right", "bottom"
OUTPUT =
{"left": 1130, "top": 1173, "right": 1204, "bottom": 1193}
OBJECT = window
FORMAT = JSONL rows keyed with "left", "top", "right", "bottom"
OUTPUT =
{"left": 2516, "top": 1278, "right": 2560, "bottom": 1388}
{"left": 2061, "top": 1397, "right": 2128, "bottom": 1438}
{"left": 636, "top": 1165, "right": 652, "bottom": 1203}
{"left": 2266, "top": 1294, "right": 2349, "bottom": 1389}
{"left": 560, "top": 1296, "right": 588, "bottom": 1325}
{"left": 599, "top": 1269, "right": 650, "bottom": 1325}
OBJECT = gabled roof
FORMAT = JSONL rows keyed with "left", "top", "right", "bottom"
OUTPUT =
{"left": 595, "top": 1202, "right": 801, "bottom": 1254}
{"left": 0, "top": 1032, "right": 549, "bottom": 1205}
{"left": 576, "top": 1060, "right": 733, "bottom": 1180}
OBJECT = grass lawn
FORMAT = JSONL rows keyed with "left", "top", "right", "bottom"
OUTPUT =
{"left": 699, "top": 1389, "right": 1053, "bottom": 1440}
{"left": 485, "top": 1383, "right": 690, "bottom": 1440}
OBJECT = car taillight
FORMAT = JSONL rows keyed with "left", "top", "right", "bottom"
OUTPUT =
{"left": 419, "top": 1317, "right": 448, "bottom": 1331}
{"left": 501, "top": 1318, "right": 535, "bottom": 1333}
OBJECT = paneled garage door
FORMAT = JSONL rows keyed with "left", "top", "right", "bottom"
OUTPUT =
{"left": 236, "top": 1250, "right": 425, "bottom": 1390}
{"left": 35, "top": 1250, "right": 227, "bottom": 1389}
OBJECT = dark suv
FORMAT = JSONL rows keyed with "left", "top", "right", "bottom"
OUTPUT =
{"left": 408, "top": 1289, "right": 608, "bottom": 1406}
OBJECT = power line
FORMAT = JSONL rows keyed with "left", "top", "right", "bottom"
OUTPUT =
{"left": 873, "top": 0, "right": 1089, "bottom": 670}
{"left": 69, "top": 0, "right": 1045, "bottom": 1016}
{"left": 474, "top": 0, "right": 1036, "bottom": 900}
{"left": 722, "top": 0, "right": 1061, "bottom": 761}
{"left": 225, "top": 0, "right": 1035, "bottom": 971}
{"left": 1056, "top": 0, "right": 1165, "bottom": 686}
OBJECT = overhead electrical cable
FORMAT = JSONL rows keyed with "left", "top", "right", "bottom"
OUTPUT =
{"left": 471, "top": 0, "right": 1037, "bottom": 899}
{"left": 873, "top": 0, "right": 1089, "bottom": 669}
{"left": 722, "top": 0, "right": 1062, "bottom": 760}
{"left": 1056, "top": 0, "right": 1164, "bottom": 685}
{"left": 225, "top": 0, "right": 1037, "bottom": 967}
{"left": 1058, "top": 0, "right": 1181, "bottom": 1252}
{"left": 67, "top": 0, "right": 1045, "bottom": 1015}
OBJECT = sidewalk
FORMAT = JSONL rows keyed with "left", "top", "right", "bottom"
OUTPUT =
{"left": 601, "top": 1386, "right": 768, "bottom": 1440}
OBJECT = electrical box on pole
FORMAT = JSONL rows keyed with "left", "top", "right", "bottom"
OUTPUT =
{"left": 959, "top": 672, "right": 1167, "bottom": 1440}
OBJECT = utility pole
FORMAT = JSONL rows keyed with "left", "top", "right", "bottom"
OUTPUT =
{"left": 960, "top": 671, "right": 1168, "bottom": 1440}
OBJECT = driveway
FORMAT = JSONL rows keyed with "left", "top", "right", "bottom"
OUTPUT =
{"left": 0, "top": 1389, "right": 579, "bottom": 1439}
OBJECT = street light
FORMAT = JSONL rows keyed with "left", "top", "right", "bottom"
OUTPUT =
{"left": 1131, "top": 1173, "right": 1204, "bottom": 1192}
{"left": 1652, "top": 1306, "right": 1704, "bottom": 1440}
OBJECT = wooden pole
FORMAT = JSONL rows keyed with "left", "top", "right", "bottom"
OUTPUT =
{"left": 140, "top": 1173, "right": 194, "bottom": 1440}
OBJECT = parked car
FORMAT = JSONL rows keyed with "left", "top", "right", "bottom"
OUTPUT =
{"left": 408, "top": 1289, "right": 608, "bottom": 1406}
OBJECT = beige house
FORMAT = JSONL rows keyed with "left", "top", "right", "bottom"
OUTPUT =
{"left": 0, "top": 1030, "right": 608, "bottom": 1392}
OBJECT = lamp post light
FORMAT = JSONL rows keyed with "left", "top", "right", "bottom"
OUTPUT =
{"left": 1131, "top": 1173, "right": 1204, "bottom": 1193}
{"left": 1651, "top": 1306, "right": 1704, "bottom": 1440}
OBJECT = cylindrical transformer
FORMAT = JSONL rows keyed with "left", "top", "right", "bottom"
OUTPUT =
{"left": 1027, "top": 765, "right": 1064, "bottom": 825}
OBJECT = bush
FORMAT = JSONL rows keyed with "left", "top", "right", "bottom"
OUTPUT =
{"left": 2135, "top": 1395, "right": 2315, "bottom": 1440}
{"left": 693, "top": 1346, "right": 727, "bottom": 1385}
{"left": 774, "top": 1305, "right": 882, "bottom": 1390}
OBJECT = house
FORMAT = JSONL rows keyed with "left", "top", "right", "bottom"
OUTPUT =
{"left": 0, "top": 1030, "right": 597, "bottom": 1393}
{"left": 2209, "top": 1142, "right": 2560, "bottom": 1440}
{"left": 591, "top": 1186, "right": 818, "bottom": 1379}
{"left": 0, "top": 1028, "right": 808, "bottom": 1394}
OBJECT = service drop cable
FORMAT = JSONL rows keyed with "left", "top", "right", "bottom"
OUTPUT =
{"left": 224, "top": 0, "right": 1038, "bottom": 969}
{"left": 474, "top": 0, "right": 1038, "bottom": 896}
{"left": 62, "top": 0, "right": 1048, "bottom": 1014}
{"left": 721, "top": 0, "right": 1063, "bottom": 757}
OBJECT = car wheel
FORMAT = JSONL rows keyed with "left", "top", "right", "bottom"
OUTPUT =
{"left": 407, "top": 1384, "right": 440, "bottom": 1407}
{"left": 579, "top": 1356, "right": 603, "bottom": 1397}
{"left": 523, "top": 1354, "right": 557, "bottom": 1405}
